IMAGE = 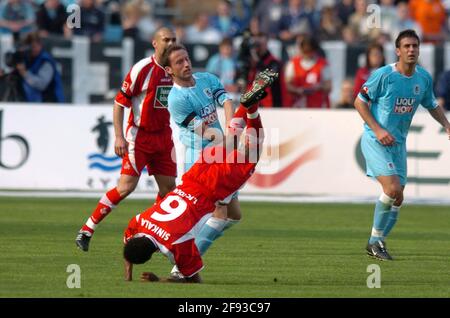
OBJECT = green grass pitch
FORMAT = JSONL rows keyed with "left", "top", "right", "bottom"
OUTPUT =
{"left": 0, "top": 197, "right": 449, "bottom": 297}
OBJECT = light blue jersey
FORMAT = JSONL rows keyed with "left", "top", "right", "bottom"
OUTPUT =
{"left": 358, "top": 64, "right": 438, "bottom": 184}
{"left": 168, "top": 72, "right": 231, "bottom": 171}
{"left": 358, "top": 64, "right": 438, "bottom": 143}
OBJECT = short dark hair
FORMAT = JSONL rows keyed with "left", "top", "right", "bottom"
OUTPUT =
{"left": 161, "top": 43, "right": 187, "bottom": 68}
{"left": 395, "top": 29, "right": 420, "bottom": 48}
{"left": 22, "top": 31, "right": 41, "bottom": 46}
{"left": 123, "top": 236, "right": 157, "bottom": 264}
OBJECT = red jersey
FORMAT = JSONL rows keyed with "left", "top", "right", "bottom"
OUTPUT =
{"left": 123, "top": 146, "right": 257, "bottom": 276}
{"left": 123, "top": 181, "right": 214, "bottom": 277}
{"left": 182, "top": 146, "right": 257, "bottom": 202}
{"left": 115, "top": 55, "right": 172, "bottom": 132}
{"left": 291, "top": 56, "right": 330, "bottom": 108}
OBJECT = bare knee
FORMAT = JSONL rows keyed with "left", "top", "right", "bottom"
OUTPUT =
{"left": 158, "top": 182, "right": 176, "bottom": 197}
{"left": 394, "top": 191, "right": 404, "bottom": 206}
{"left": 384, "top": 184, "right": 403, "bottom": 200}
{"left": 117, "top": 177, "right": 138, "bottom": 197}
{"left": 224, "top": 198, "right": 241, "bottom": 220}
{"left": 212, "top": 205, "right": 228, "bottom": 219}
{"left": 155, "top": 176, "right": 176, "bottom": 197}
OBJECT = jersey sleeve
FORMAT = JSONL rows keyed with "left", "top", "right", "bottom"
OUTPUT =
{"left": 421, "top": 73, "right": 439, "bottom": 110}
{"left": 168, "top": 91, "right": 203, "bottom": 131}
{"left": 115, "top": 70, "right": 138, "bottom": 108}
{"left": 123, "top": 215, "right": 140, "bottom": 244}
{"left": 357, "top": 68, "right": 385, "bottom": 104}
{"left": 209, "top": 73, "right": 231, "bottom": 107}
{"left": 172, "top": 239, "right": 204, "bottom": 277}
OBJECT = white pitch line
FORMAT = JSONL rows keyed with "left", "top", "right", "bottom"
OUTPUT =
{"left": 1, "top": 191, "right": 450, "bottom": 205}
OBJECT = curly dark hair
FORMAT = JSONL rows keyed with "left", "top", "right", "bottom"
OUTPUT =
{"left": 123, "top": 236, "right": 157, "bottom": 264}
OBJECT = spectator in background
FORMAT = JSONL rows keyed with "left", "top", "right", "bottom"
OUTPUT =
{"left": 390, "top": 1, "right": 422, "bottom": 43}
{"left": 303, "top": 0, "right": 321, "bottom": 31}
{"left": 253, "top": 0, "right": 285, "bottom": 39}
{"left": 210, "top": 0, "right": 243, "bottom": 38}
{"left": 184, "top": 12, "right": 222, "bottom": 44}
{"left": 353, "top": 42, "right": 385, "bottom": 99}
{"left": 73, "top": 0, "right": 105, "bottom": 42}
{"left": 435, "top": 69, "right": 450, "bottom": 111}
{"left": 279, "top": 0, "right": 316, "bottom": 42}
{"left": 318, "top": 5, "right": 343, "bottom": 41}
{"left": 36, "top": 0, "right": 71, "bottom": 39}
{"left": 172, "top": 20, "right": 186, "bottom": 44}
{"left": 245, "top": 32, "right": 285, "bottom": 107}
{"left": 334, "top": 78, "right": 354, "bottom": 109}
{"left": 0, "top": 0, "right": 35, "bottom": 36}
{"left": 285, "top": 35, "right": 331, "bottom": 108}
{"left": 121, "top": 0, "right": 158, "bottom": 41}
{"left": 230, "top": 0, "right": 253, "bottom": 30}
{"left": 348, "top": 0, "right": 379, "bottom": 43}
{"left": 206, "top": 37, "right": 237, "bottom": 92}
{"left": 336, "top": 0, "right": 354, "bottom": 26}
{"left": 15, "top": 32, "right": 65, "bottom": 103}
{"left": 378, "top": 0, "right": 397, "bottom": 40}
{"left": 409, "top": 0, "right": 446, "bottom": 43}
{"left": 342, "top": 25, "right": 357, "bottom": 45}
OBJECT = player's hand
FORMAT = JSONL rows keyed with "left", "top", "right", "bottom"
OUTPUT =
{"left": 445, "top": 126, "right": 450, "bottom": 140}
{"left": 114, "top": 136, "right": 128, "bottom": 158}
{"left": 141, "top": 272, "right": 160, "bottom": 282}
{"left": 375, "top": 128, "right": 395, "bottom": 146}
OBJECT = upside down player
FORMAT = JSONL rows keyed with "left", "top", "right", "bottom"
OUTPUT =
{"left": 122, "top": 70, "right": 278, "bottom": 283}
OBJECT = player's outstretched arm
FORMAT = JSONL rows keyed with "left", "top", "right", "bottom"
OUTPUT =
{"left": 124, "top": 259, "right": 133, "bottom": 281}
{"left": 141, "top": 272, "right": 202, "bottom": 283}
{"left": 428, "top": 107, "right": 450, "bottom": 140}
{"left": 113, "top": 102, "right": 128, "bottom": 157}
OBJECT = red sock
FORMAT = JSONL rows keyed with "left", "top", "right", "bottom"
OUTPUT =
{"left": 246, "top": 112, "right": 262, "bottom": 130}
{"left": 245, "top": 112, "right": 264, "bottom": 160}
{"left": 81, "top": 187, "right": 123, "bottom": 234}
{"left": 246, "top": 104, "right": 258, "bottom": 115}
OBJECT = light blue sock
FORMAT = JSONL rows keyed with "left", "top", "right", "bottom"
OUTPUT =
{"left": 195, "top": 217, "right": 227, "bottom": 255}
{"left": 368, "top": 193, "right": 395, "bottom": 244}
{"left": 223, "top": 218, "right": 240, "bottom": 231}
{"left": 383, "top": 205, "right": 400, "bottom": 237}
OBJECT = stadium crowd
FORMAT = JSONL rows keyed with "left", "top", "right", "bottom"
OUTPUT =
{"left": 1, "top": 0, "right": 450, "bottom": 109}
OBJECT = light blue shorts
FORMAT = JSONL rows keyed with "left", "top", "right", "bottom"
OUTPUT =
{"left": 361, "top": 133, "right": 407, "bottom": 185}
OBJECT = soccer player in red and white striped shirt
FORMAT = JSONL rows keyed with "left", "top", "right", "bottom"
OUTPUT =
{"left": 76, "top": 27, "right": 178, "bottom": 252}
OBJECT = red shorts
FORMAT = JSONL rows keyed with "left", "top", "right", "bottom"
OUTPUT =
{"left": 121, "top": 126, "right": 177, "bottom": 177}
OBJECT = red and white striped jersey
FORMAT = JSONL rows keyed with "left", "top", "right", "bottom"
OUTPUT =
{"left": 115, "top": 55, "right": 173, "bottom": 132}
{"left": 123, "top": 182, "right": 215, "bottom": 277}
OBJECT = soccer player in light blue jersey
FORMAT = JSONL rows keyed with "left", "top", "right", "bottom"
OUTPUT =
{"left": 354, "top": 30, "right": 450, "bottom": 260}
{"left": 162, "top": 43, "right": 241, "bottom": 277}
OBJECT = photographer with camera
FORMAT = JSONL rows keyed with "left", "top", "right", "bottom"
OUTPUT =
{"left": 13, "top": 32, "right": 65, "bottom": 103}
{"left": 236, "top": 31, "right": 285, "bottom": 108}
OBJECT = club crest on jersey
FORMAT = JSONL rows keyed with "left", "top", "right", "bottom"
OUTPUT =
{"left": 394, "top": 97, "right": 415, "bottom": 114}
{"left": 203, "top": 88, "right": 212, "bottom": 98}
{"left": 414, "top": 84, "right": 420, "bottom": 95}
{"left": 121, "top": 81, "right": 129, "bottom": 92}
